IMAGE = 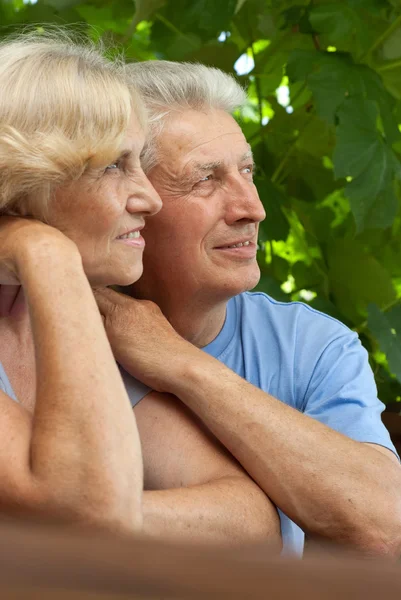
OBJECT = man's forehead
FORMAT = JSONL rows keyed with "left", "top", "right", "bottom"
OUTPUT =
{"left": 161, "top": 108, "right": 244, "bottom": 149}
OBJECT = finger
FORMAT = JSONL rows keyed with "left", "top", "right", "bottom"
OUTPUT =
{"left": 92, "top": 288, "right": 114, "bottom": 315}
{"left": 93, "top": 286, "right": 128, "bottom": 304}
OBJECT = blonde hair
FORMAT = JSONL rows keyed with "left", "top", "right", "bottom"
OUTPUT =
{"left": 125, "top": 60, "right": 247, "bottom": 172}
{"left": 0, "top": 31, "right": 146, "bottom": 218}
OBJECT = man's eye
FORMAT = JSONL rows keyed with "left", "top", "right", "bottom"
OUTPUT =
{"left": 199, "top": 174, "right": 213, "bottom": 182}
{"left": 241, "top": 165, "right": 254, "bottom": 175}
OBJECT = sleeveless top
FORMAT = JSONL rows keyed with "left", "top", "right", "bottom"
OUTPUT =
{"left": 0, "top": 360, "right": 150, "bottom": 408}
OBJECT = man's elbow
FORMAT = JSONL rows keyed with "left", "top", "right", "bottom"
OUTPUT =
{"left": 362, "top": 518, "right": 401, "bottom": 559}
{"left": 340, "top": 502, "right": 401, "bottom": 559}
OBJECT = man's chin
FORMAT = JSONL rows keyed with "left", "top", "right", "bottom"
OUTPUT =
{"left": 215, "top": 267, "right": 261, "bottom": 300}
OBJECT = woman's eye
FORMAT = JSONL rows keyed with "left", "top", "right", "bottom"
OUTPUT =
{"left": 105, "top": 160, "right": 121, "bottom": 172}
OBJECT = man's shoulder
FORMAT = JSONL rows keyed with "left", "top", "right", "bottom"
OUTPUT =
{"left": 238, "top": 291, "right": 352, "bottom": 339}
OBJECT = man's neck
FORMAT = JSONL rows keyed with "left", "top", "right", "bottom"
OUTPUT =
{"left": 130, "top": 284, "right": 227, "bottom": 348}
{"left": 168, "top": 302, "right": 227, "bottom": 348}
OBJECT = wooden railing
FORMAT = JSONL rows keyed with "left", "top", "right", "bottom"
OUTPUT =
{"left": 0, "top": 518, "right": 400, "bottom": 599}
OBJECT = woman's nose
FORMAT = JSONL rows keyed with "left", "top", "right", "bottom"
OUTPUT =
{"left": 126, "top": 171, "right": 163, "bottom": 216}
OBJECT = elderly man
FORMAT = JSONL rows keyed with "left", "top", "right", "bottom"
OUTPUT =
{"left": 96, "top": 61, "right": 401, "bottom": 557}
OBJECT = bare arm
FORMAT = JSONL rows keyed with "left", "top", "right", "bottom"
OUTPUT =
{"left": 135, "top": 391, "right": 281, "bottom": 548}
{"left": 95, "top": 288, "right": 401, "bottom": 556}
{"left": 169, "top": 357, "right": 401, "bottom": 556}
{"left": 0, "top": 220, "right": 142, "bottom": 531}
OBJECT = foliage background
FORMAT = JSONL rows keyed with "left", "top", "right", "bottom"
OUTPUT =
{"left": 1, "top": 0, "right": 401, "bottom": 404}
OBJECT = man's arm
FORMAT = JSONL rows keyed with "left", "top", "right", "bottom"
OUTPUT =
{"left": 169, "top": 356, "right": 401, "bottom": 556}
{"left": 95, "top": 288, "right": 401, "bottom": 556}
{"left": 135, "top": 391, "right": 281, "bottom": 548}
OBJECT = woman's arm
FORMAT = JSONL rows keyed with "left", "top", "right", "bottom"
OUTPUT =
{"left": 0, "top": 219, "right": 143, "bottom": 531}
{"left": 135, "top": 392, "right": 281, "bottom": 549}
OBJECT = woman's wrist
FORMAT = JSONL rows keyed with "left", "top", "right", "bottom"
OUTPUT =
{"left": 17, "top": 234, "right": 82, "bottom": 282}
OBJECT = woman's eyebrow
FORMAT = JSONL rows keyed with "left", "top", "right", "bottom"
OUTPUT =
{"left": 115, "top": 149, "right": 132, "bottom": 161}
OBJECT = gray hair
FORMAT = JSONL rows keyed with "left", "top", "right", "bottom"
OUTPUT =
{"left": 125, "top": 60, "right": 247, "bottom": 172}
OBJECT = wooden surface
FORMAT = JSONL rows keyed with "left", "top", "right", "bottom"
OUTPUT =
{"left": 0, "top": 518, "right": 400, "bottom": 599}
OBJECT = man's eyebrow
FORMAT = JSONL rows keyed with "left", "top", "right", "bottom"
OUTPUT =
{"left": 193, "top": 160, "right": 222, "bottom": 172}
{"left": 187, "top": 148, "right": 254, "bottom": 177}
{"left": 241, "top": 148, "right": 254, "bottom": 163}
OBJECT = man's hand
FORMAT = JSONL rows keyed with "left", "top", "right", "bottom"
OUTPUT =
{"left": 93, "top": 287, "right": 197, "bottom": 392}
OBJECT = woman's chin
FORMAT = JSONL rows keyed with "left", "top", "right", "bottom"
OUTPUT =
{"left": 87, "top": 264, "right": 144, "bottom": 288}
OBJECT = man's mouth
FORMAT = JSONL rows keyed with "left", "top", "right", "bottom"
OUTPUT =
{"left": 220, "top": 241, "right": 251, "bottom": 249}
{"left": 217, "top": 240, "right": 253, "bottom": 249}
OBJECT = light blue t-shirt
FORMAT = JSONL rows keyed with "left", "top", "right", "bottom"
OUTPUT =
{"left": 202, "top": 291, "right": 398, "bottom": 556}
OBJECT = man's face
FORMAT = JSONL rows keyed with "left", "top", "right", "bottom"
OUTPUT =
{"left": 136, "top": 108, "right": 266, "bottom": 305}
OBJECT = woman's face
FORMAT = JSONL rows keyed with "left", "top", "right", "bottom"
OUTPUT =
{"left": 49, "top": 112, "right": 162, "bottom": 287}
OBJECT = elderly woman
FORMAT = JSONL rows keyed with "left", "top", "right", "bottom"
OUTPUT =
{"left": 0, "top": 33, "right": 280, "bottom": 546}
{"left": 0, "top": 33, "right": 162, "bottom": 531}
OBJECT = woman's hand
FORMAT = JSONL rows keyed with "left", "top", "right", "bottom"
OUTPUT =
{"left": 0, "top": 216, "right": 76, "bottom": 285}
{"left": 93, "top": 287, "right": 198, "bottom": 392}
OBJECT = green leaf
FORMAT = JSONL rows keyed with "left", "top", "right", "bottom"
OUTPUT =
{"left": 292, "top": 260, "right": 323, "bottom": 290}
{"left": 288, "top": 50, "right": 400, "bottom": 141}
{"left": 309, "top": 296, "right": 348, "bottom": 324}
{"left": 333, "top": 99, "right": 379, "bottom": 179}
{"left": 346, "top": 166, "right": 399, "bottom": 231}
{"left": 133, "top": 0, "right": 165, "bottom": 25}
{"left": 333, "top": 98, "right": 401, "bottom": 231}
{"left": 44, "top": 0, "right": 81, "bottom": 9}
{"left": 309, "top": 3, "right": 359, "bottom": 42}
{"left": 292, "top": 199, "right": 336, "bottom": 243}
{"left": 327, "top": 239, "right": 396, "bottom": 323}
{"left": 287, "top": 49, "right": 318, "bottom": 82}
{"left": 186, "top": 41, "right": 240, "bottom": 72}
{"left": 382, "top": 26, "right": 401, "bottom": 60}
{"left": 256, "top": 178, "right": 290, "bottom": 242}
{"left": 155, "top": 0, "right": 238, "bottom": 42}
{"left": 255, "top": 273, "right": 290, "bottom": 302}
{"left": 271, "top": 255, "right": 290, "bottom": 281}
{"left": 368, "top": 303, "right": 401, "bottom": 382}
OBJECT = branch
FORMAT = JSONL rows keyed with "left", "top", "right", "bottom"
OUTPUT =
{"left": 123, "top": 14, "right": 138, "bottom": 44}
{"left": 377, "top": 58, "right": 401, "bottom": 73}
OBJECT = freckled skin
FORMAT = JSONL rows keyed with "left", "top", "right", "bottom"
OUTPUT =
{"left": 48, "top": 113, "right": 162, "bottom": 287}
{"left": 132, "top": 109, "right": 266, "bottom": 340}
{"left": 133, "top": 110, "right": 266, "bottom": 345}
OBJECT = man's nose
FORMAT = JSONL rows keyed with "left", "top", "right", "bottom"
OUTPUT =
{"left": 224, "top": 177, "right": 266, "bottom": 226}
{"left": 126, "top": 171, "right": 163, "bottom": 217}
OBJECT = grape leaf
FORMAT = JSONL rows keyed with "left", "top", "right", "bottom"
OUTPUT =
{"left": 256, "top": 178, "right": 290, "bottom": 242}
{"left": 328, "top": 239, "right": 396, "bottom": 323}
{"left": 368, "top": 303, "right": 401, "bottom": 382}
{"left": 333, "top": 98, "right": 401, "bottom": 231}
